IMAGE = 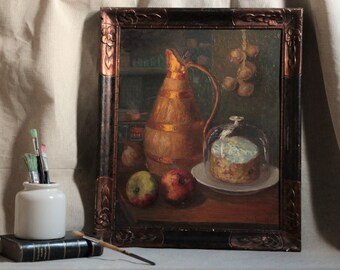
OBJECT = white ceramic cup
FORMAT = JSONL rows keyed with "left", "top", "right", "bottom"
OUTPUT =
{"left": 14, "top": 182, "right": 66, "bottom": 240}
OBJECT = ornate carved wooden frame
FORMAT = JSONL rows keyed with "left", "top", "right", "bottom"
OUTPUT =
{"left": 95, "top": 8, "right": 302, "bottom": 251}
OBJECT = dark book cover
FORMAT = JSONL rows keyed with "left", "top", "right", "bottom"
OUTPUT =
{"left": 0, "top": 232, "right": 103, "bottom": 262}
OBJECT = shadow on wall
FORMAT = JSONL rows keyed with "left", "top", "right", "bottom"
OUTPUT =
{"left": 2, "top": 1, "right": 53, "bottom": 233}
{"left": 286, "top": 0, "right": 340, "bottom": 249}
{"left": 2, "top": 95, "right": 51, "bottom": 234}
{"left": 73, "top": 12, "right": 100, "bottom": 233}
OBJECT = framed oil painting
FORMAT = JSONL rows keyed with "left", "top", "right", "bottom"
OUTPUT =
{"left": 95, "top": 8, "right": 302, "bottom": 251}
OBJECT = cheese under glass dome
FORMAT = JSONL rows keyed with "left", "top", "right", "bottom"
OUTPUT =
{"left": 204, "top": 116, "right": 270, "bottom": 185}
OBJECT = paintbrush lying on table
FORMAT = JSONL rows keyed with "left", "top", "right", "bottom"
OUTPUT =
{"left": 72, "top": 231, "right": 155, "bottom": 266}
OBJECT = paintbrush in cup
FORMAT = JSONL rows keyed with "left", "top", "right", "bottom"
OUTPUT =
{"left": 41, "top": 144, "right": 51, "bottom": 184}
{"left": 30, "top": 129, "right": 46, "bottom": 184}
{"left": 23, "top": 153, "right": 40, "bottom": 183}
{"left": 72, "top": 231, "right": 155, "bottom": 266}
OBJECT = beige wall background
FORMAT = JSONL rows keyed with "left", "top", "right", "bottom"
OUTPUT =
{"left": 0, "top": 0, "right": 340, "bottom": 257}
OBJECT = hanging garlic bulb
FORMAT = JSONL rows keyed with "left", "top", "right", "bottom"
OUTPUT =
{"left": 222, "top": 76, "right": 238, "bottom": 92}
{"left": 225, "top": 30, "right": 259, "bottom": 97}
{"left": 237, "top": 61, "right": 256, "bottom": 81}
{"left": 246, "top": 44, "right": 260, "bottom": 57}
{"left": 237, "top": 81, "right": 255, "bottom": 97}
{"left": 228, "top": 48, "right": 246, "bottom": 64}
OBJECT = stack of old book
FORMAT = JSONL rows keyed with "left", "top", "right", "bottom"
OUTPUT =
{"left": 0, "top": 231, "right": 103, "bottom": 262}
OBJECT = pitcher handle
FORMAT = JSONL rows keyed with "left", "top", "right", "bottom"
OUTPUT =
{"left": 185, "top": 63, "right": 220, "bottom": 141}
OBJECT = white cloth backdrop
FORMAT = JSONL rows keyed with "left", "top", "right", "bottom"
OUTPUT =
{"left": 1, "top": 0, "right": 340, "bottom": 269}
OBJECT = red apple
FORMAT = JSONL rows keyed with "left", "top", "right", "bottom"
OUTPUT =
{"left": 161, "top": 169, "right": 196, "bottom": 205}
{"left": 126, "top": 171, "right": 158, "bottom": 208}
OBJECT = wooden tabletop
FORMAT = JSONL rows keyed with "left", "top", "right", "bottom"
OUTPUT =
{"left": 117, "top": 171, "right": 279, "bottom": 228}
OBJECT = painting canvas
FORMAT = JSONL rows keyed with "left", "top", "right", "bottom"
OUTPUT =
{"left": 95, "top": 8, "right": 302, "bottom": 251}
{"left": 117, "top": 28, "right": 280, "bottom": 228}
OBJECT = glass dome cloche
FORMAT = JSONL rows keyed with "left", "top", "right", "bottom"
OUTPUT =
{"left": 204, "top": 116, "right": 270, "bottom": 185}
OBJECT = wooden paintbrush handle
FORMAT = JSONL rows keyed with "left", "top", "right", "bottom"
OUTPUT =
{"left": 99, "top": 240, "right": 155, "bottom": 265}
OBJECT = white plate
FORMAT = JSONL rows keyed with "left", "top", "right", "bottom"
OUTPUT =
{"left": 191, "top": 162, "right": 279, "bottom": 195}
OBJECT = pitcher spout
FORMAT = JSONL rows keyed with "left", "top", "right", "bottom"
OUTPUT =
{"left": 165, "top": 49, "right": 187, "bottom": 80}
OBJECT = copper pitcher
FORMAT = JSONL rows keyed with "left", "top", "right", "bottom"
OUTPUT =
{"left": 144, "top": 49, "right": 219, "bottom": 176}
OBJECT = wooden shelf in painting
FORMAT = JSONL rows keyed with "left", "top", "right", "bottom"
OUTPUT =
{"left": 120, "top": 67, "right": 166, "bottom": 76}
